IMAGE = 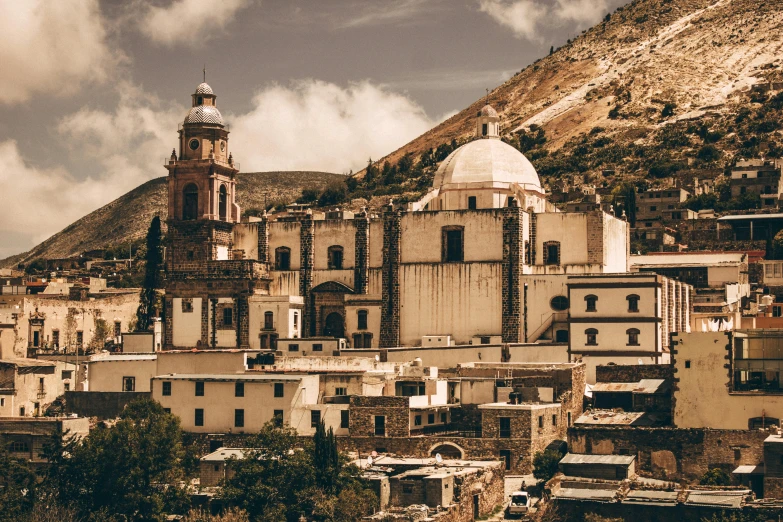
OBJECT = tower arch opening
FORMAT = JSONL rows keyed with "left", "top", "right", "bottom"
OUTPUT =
{"left": 182, "top": 183, "right": 199, "bottom": 220}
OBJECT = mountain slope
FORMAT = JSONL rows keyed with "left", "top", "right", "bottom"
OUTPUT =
{"left": 370, "top": 0, "right": 783, "bottom": 181}
{"left": 2, "top": 171, "right": 342, "bottom": 268}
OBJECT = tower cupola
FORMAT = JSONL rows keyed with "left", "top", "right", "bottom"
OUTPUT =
{"left": 476, "top": 104, "right": 500, "bottom": 139}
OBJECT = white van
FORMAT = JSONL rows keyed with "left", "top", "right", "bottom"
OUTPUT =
{"left": 508, "top": 491, "right": 530, "bottom": 515}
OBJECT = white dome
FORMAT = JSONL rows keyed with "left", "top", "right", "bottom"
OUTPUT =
{"left": 433, "top": 139, "right": 541, "bottom": 190}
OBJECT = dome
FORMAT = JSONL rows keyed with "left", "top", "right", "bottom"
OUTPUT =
{"left": 184, "top": 105, "right": 224, "bottom": 125}
{"left": 479, "top": 104, "right": 498, "bottom": 118}
{"left": 195, "top": 82, "right": 214, "bottom": 95}
{"left": 433, "top": 139, "right": 541, "bottom": 190}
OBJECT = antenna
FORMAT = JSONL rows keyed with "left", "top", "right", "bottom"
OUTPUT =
{"left": 203, "top": 65, "right": 206, "bottom": 83}
{"left": 485, "top": 88, "right": 489, "bottom": 105}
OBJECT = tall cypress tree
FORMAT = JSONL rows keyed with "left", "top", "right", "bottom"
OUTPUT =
{"left": 135, "top": 216, "right": 163, "bottom": 332}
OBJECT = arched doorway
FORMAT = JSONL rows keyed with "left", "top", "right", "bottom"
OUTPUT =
{"left": 182, "top": 183, "right": 198, "bottom": 220}
{"left": 324, "top": 312, "right": 344, "bottom": 339}
{"left": 429, "top": 443, "right": 464, "bottom": 459}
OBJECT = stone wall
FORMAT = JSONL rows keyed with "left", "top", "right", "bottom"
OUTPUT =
{"left": 349, "top": 395, "right": 410, "bottom": 437}
{"left": 568, "top": 426, "right": 769, "bottom": 481}
{"left": 502, "top": 207, "right": 523, "bottom": 342}
{"left": 65, "top": 391, "right": 151, "bottom": 420}
{"left": 595, "top": 364, "right": 674, "bottom": 383}
{"left": 380, "top": 210, "right": 401, "bottom": 348}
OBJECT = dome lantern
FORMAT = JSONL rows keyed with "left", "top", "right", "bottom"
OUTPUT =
{"left": 476, "top": 104, "right": 500, "bottom": 139}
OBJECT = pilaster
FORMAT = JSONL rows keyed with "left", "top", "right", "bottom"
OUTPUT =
{"left": 380, "top": 209, "right": 402, "bottom": 348}
{"left": 502, "top": 206, "right": 524, "bottom": 343}
{"left": 299, "top": 214, "right": 315, "bottom": 337}
{"left": 354, "top": 209, "right": 370, "bottom": 294}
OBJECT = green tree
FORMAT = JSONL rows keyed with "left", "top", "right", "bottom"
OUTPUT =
{"left": 533, "top": 449, "right": 563, "bottom": 482}
{"left": 317, "top": 182, "right": 348, "bottom": 207}
{"left": 661, "top": 102, "right": 676, "bottom": 118}
{"left": 49, "top": 397, "right": 189, "bottom": 521}
{"left": 699, "top": 468, "right": 731, "bottom": 486}
{"left": 89, "top": 318, "right": 111, "bottom": 351}
{"left": 24, "top": 259, "right": 47, "bottom": 275}
{"left": 297, "top": 188, "right": 320, "bottom": 204}
{"left": 136, "top": 216, "right": 163, "bottom": 332}
{"left": 772, "top": 230, "right": 783, "bottom": 260}
{"left": 0, "top": 438, "right": 38, "bottom": 522}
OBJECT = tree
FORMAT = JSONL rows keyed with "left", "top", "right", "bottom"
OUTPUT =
{"left": 24, "top": 259, "right": 46, "bottom": 275}
{"left": 317, "top": 182, "right": 348, "bottom": 207}
{"left": 49, "top": 397, "right": 189, "bottom": 521}
{"left": 0, "top": 438, "right": 38, "bottom": 522}
{"left": 661, "top": 102, "right": 676, "bottom": 118}
{"left": 773, "top": 230, "right": 783, "bottom": 260}
{"left": 700, "top": 468, "right": 731, "bottom": 486}
{"left": 136, "top": 216, "right": 163, "bottom": 332}
{"left": 533, "top": 449, "right": 563, "bottom": 482}
{"left": 89, "top": 317, "right": 111, "bottom": 351}
{"left": 297, "top": 188, "right": 320, "bottom": 204}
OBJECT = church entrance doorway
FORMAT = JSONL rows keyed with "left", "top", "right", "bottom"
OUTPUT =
{"left": 324, "top": 312, "right": 344, "bottom": 339}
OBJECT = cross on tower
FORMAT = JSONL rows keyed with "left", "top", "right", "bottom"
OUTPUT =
{"left": 203, "top": 65, "right": 206, "bottom": 83}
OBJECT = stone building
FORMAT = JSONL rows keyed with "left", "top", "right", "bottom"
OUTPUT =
{"left": 729, "top": 159, "right": 782, "bottom": 204}
{"left": 635, "top": 188, "right": 691, "bottom": 222}
{"left": 0, "top": 359, "right": 76, "bottom": 416}
{"left": 162, "top": 82, "right": 630, "bottom": 353}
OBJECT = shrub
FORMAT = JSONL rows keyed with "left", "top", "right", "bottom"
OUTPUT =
{"left": 700, "top": 468, "right": 731, "bottom": 486}
{"left": 661, "top": 103, "right": 676, "bottom": 117}
{"left": 533, "top": 450, "right": 563, "bottom": 482}
{"left": 697, "top": 144, "right": 721, "bottom": 162}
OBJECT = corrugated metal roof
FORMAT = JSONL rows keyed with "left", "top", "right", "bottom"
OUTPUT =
{"left": 718, "top": 213, "right": 783, "bottom": 221}
{"left": 152, "top": 374, "right": 305, "bottom": 381}
{"left": 553, "top": 488, "right": 617, "bottom": 502}
{"left": 685, "top": 490, "right": 747, "bottom": 509}
{"left": 0, "top": 359, "right": 55, "bottom": 368}
{"left": 623, "top": 490, "right": 678, "bottom": 506}
{"left": 560, "top": 453, "right": 635, "bottom": 466}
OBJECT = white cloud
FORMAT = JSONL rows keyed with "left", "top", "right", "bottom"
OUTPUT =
{"left": 479, "top": 0, "right": 608, "bottom": 41}
{"left": 338, "top": 0, "right": 434, "bottom": 29}
{"left": 229, "top": 80, "right": 437, "bottom": 173}
{"left": 0, "top": 0, "right": 114, "bottom": 103}
{"left": 139, "top": 0, "right": 251, "bottom": 46}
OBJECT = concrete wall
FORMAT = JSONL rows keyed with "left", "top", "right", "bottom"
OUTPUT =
{"left": 268, "top": 221, "right": 302, "bottom": 271}
{"left": 172, "top": 297, "right": 202, "bottom": 347}
{"left": 88, "top": 357, "right": 157, "bottom": 392}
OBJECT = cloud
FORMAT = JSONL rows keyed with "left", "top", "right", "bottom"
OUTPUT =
{"left": 139, "top": 0, "right": 251, "bottom": 46}
{"left": 0, "top": 0, "right": 114, "bottom": 103}
{"left": 229, "top": 80, "right": 437, "bottom": 173}
{"left": 337, "top": 0, "right": 435, "bottom": 29}
{"left": 478, "top": 0, "right": 608, "bottom": 41}
{"left": 384, "top": 67, "right": 518, "bottom": 91}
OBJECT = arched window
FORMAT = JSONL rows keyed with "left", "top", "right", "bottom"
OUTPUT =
{"left": 264, "top": 311, "right": 274, "bottom": 330}
{"left": 357, "top": 310, "right": 368, "bottom": 330}
{"left": 585, "top": 295, "right": 598, "bottom": 312}
{"left": 275, "top": 247, "right": 291, "bottom": 271}
{"left": 219, "top": 184, "right": 228, "bottom": 221}
{"left": 627, "top": 294, "right": 640, "bottom": 313}
{"left": 550, "top": 296, "right": 569, "bottom": 311}
{"left": 543, "top": 241, "right": 561, "bottom": 266}
{"left": 442, "top": 226, "right": 464, "bottom": 262}
{"left": 182, "top": 183, "right": 199, "bottom": 220}
{"left": 626, "top": 328, "right": 640, "bottom": 346}
{"left": 328, "top": 245, "right": 344, "bottom": 269}
{"left": 585, "top": 328, "right": 598, "bottom": 346}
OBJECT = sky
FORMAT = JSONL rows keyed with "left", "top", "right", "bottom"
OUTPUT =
{"left": 0, "top": 0, "right": 628, "bottom": 259}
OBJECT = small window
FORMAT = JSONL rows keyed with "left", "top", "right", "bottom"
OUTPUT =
{"left": 441, "top": 412, "right": 447, "bottom": 423}
{"left": 414, "top": 415, "right": 422, "bottom": 426}
{"left": 181, "top": 299, "right": 194, "bottom": 313}
{"left": 555, "top": 330, "right": 569, "bottom": 343}
{"left": 442, "top": 226, "right": 464, "bottom": 262}
{"left": 335, "top": 387, "right": 347, "bottom": 396}
{"left": 567, "top": 412, "right": 572, "bottom": 426}
{"left": 313, "top": 343, "right": 323, "bottom": 352}
{"left": 52, "top": 330, "right": 59, "bottom": 348}
{"left": 162, "top": 382, "right": 171, "bottom": 396}
{"left": 543, "top": 241, "right": 561, "bottom": 266}
{"left": 122, "top": 376, "right": 135, "bottom": 392}
{"left": 235, "top": 409, "right": 245, "bottom": 428}
{"left": 482, "top": 123, "right": 488, "bottom": 136}
{"left": 499, "top": 449, "right": 511, "bottom": 470}
{"left": 627, "top": 328, "right": 640, "bottom": 346}
{"left": 499, "top": 417, "right": 511, "bottom": 438}
{"left": 685, "top": 360, "right": 691, "bottom": 369}
{"left": 328, "top": 246, "right": 344, "bottom": 270}
{"left": 288, "top": 343, "right": 299, "bottom": 352}
{"left": 187, "top": 250, "right": 194, "bottom": 261}
{"left": 223, "top": 307, "right": 233, "bottom": 327}
{"left": 311, "top": 410, "right": 321, "bottom": 428}
{"left": 734, "top": 449, "right": 741, "bottom": 460}
{"left": 275, "top": 247, "right": 291, "bottom": 270}
{"left": 538, "top": 416, "right": 543, "bottom": 428}
{"left": 627, "top": 294, "right": 640, "bottom": 313}
{"left": 428, "top": 413, "right": 435, "bottom": 424}
{"left": 585, "top": 328, "right": 598, "bottom": 346}
{"left": 650, "top": 205, "right": 657, "bottom": 211}
{"left": 235, "top": 382, "right": 244, "bottom": 397}
{"left": 468, "top": 196, "right": 477, "bottom": 210}
{"left": 274, "top": 410, "right": 284, "bottom": 426}
{"left": 375, "top": 415, "right": 386, "bottom": 436}
{"left": 163, "top": 408, "right": 171, "bottom": 414}
{"left": 341, "top": 410, "right": 350, "bottom": 429}
{"left": 585, "top": 295, "right": 598, "bottom": 312}
{"left": 114, "top": 322, "right": 121, "bottom": 337}
{"left": 274, "top": 382, "right": 284, "bottom": 397}
{"left": 9, "top": 441, "right": 29, "bottom": 453}
{"left": 61, "top": 370, "right": 72, "bottom": 380}
{"left": 353, "top": 332, "right": 373, "bottom": 349}
{"left": 195, "top": 381, "right": 205, "bottom": 396}
{"left": 550, "top": 296, "right": 569, "bottom": 311}
{"left": 552, "top": 414, "right": 557, "bottom": 426}
{"left": 195, "top": 408, "right": 204, "bottom": 426}
{"left": 264, "top": 311, "right": 274, "bottom": 330}
{"left": 76, "top": 331, "right": 83, "bottom": 347}
{"left": 357, "top": 310, "right": 368, "bottom": 330}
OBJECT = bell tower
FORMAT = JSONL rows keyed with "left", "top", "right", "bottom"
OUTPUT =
{"left": 165, "top": 81, "right": 240, "bottom": 223}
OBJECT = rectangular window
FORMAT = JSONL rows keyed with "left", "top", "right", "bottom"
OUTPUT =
{"left": 0, "top": 398, "right": 4, "bottom": 407}
{"left": 499, "top": 417, "right": 511, "bottom": 438}
{"left": 264, "top": 312, "right": 274, "bottom": 329}
{"left": 567, "top": 412, "right": 572, "bottom": 426}
{"left": 414, "top": 415, "right": 422, "bottom": 426}
{"left": 545, "top": 242, "right": 560, "bottom": 266}
{"left": 274, "top": 382, "right": 284, "bottom": 397}
{"left": 234, "top": 409, "right": 244, "bottom": 428}
{"left": 235, "top": 382, "right": 244, "bottom": 397}
{"left": 441, "top": 412, "right": 447, "bottom": 423}
{"left": 76, "top": 331, "right": 83, "bottom": 347}
{"left": 775, "top": 306, "right": 782, "bottom": 318}
{"left": 181, "top": 298, "right": 193, "bottom": 313}
{"left": 375, "top": 415, "right": 386, "bottom": 436}
{"left": 685, "top": 360, "right": 691, "bottom": 369}
{"left": 428, "top": 413, "right": 435, "bottom": 424}
{"left": 357, "top": 310, "right": 368, "bottom": 330}
{"left": 443, "top": 228, "right": 464, "bottom": 262}
{"left": 162, "top": 382, "right": 171, "bottom": 396}
{"left": 122, "top": 376, "right": 135, "bottom": 392}
{"left": 61, "top": 370, "right": 72, "bottom": 380}
{"left": 734, "top": 449, "right": 741, "bottom": 460}
{"left": 274, "top": 410, "right": 283, "bottom": 426}
{"left": 52, "top": 330, "right": 59, "bottom": 348}
{"left": 195, "top": 408, "right": 204, "bottom": 427}
{"left": 276, "top": 249, "right": 291, "bottom": 271}
{"left": 288, "top": 343, "right": 299, "bottom": 352}
{"left": 163, "top": 407, "right": 170, "bottom": 414}
{"left": 311, "top": 410, "right": 321, "bottom": 428}
{"left": 114, "top": 322, "right": 121, "bottom": 337}
{"left": 195, "top": 381, "right": 204, "bottom": 396}
{"left": 499, "top": 449, "right": 511, "bottom": 470}
{"left": 223, "top": 307, "right": 233, "bottom": 327}
{"left": 552, "top": 414, "right": 557, "bottom": 426}
{"left": 538, "top": 416, "right": 543, "bottom": 428}
{"left": 468, "top": 196, "right": 477, "bottom": 210}
{"left": 341, "top": 410, "right": 349, "bottom": 429}
{"left": 335, "top": 387, "right": 347, "bottom": 396}
{"left": 313, "top": 343, "right": 323, "bottom": 352}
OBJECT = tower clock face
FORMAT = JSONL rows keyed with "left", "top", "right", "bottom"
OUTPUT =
{"left": 189, "top": 139, "right": 200, "bottom": 150}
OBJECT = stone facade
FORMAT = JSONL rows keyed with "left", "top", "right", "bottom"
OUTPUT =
{"left": 595, "top": 364, "right": 674, "bottom": 383}
{"left": 349, "top": 395, "right": 410, "bottom": 437}
{"left": 502, "top": 207, "right": 523, "bottom": 343}
{"left": 380, "top": 210, "right": 401, "bottom": 348}
{"left": 354, "top": 211, "right": 370, "bottom": 295}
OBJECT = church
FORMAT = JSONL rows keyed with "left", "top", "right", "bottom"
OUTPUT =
{"left": 162, "top": 82, "right": 688, "bottom": 372}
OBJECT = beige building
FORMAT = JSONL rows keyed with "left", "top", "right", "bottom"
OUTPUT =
{"left": 0, "top": 359, "right": 76, "bottom": 416}
{"left": 673, "top": 330, "right": 783, "bottom": 429}
{"left": 162, "top": 82, "right": 630, "bottom": 354}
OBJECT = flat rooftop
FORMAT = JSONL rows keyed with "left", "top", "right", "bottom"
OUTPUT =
{"left": 152, "top": 374, "right": 306, "bottom": 382}
{"left": 478, "top": 402, "right": 560, "bottom": 410}
{"left": 560, "top": 453, "right": 635, "bottom": 466}
{"left": 201, "top": 448, "right": 247, "bottom": 462}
